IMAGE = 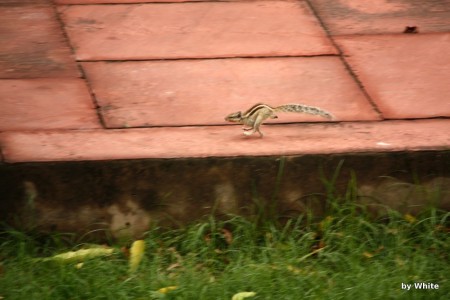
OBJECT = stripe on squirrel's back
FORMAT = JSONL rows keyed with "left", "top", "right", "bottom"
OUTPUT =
{"left": 244, "top": 103, "right": 273, "bottom": 116}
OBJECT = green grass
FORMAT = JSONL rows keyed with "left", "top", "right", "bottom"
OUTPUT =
{"left": 1, "top": 200, "right": 448, "bottom": 300}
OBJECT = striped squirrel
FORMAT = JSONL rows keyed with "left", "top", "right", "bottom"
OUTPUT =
{"left": 225, "top": 103, "right": 334, "bottom": 137}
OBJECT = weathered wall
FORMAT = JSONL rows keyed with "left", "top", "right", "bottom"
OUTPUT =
{"left": 1, "top": 151, "right": 449, "bottom": 239}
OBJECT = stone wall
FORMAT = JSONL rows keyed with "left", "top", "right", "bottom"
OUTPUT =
{"left": 1, "top": 151, "right": 449, "bottom": 239}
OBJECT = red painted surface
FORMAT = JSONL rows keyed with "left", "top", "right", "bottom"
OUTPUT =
{"left": 335, "top": 34, "right": 450, "bottom": 119}
{"left": 0, "top": 0, "right": 449, "bottom": 163}
{"left": 309, "top": 0, "right": 450, "bottom": 35}
{"left": 0, "top": 79, "right": 101, "bottom": 131}
{"left": 0, "top": 5, "right": 79, "bottom": 78}
{"left": 58, "top": 1, "right": 337, "bottom": 60}
{"left": 82, "top": 57, "right": 378, "bottom": 128}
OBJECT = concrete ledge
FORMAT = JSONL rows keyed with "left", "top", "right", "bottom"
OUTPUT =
{"left": 1, "top": 151, "right": 449, "bottom": 239}
{"left": 1, "top": 120, "right": 449, "bottom": 163}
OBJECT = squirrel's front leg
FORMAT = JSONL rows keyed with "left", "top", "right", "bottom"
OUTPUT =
{"left": 244, "top": 114, "right": 265, "bottom": 137}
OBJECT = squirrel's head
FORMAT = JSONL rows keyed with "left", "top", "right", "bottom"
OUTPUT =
{"left": 225, "top": 111, "right": 242, "bottom": 122}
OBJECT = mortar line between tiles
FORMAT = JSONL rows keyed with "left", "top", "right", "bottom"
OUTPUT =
{"left": 2, "top": 118, "right": 448, "bottom": 134}
{"left": 100, "top": 117, "right": 450, "bottom": 130}
{"left": 77, "top": 54, "right": 340, "bottom": 63}
{"left": 304, "top": 0, "right": 384, "bottom": 120}
{"left": 102, "top": 121, "right": 342, "bottom": 130}
{"left": 57, "top": 1, "right": 293, "bottom": 7}
{"left": 51, "top": 1, "right": 108, "bottom": 129}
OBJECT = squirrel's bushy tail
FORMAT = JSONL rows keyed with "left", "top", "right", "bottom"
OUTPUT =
{"left": 275, "top": 104, "right": 334, "bottom": 120}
